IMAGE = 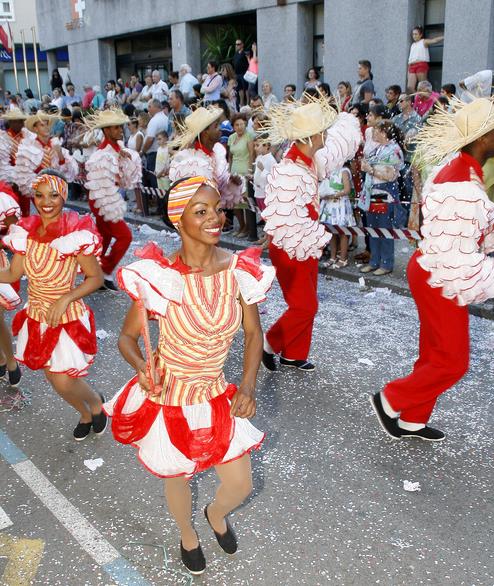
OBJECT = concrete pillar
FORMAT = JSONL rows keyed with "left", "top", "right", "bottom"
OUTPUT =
{"left": 324, "top": 0, "right": 423, "bottom": 98}
{"left": 442, "top": 0, "right": 494, "bottom": 86}
{"left": 68, "top": 39, "right": 116, "bottom": 91}
{"left": 171, "top": 22, "right": 201, "bottom": 78}
{"left": 257, "top": 3, "right": 313, "bottom": 99}
{"left": 46, "top": 50, "right": 58, "bottom": 78}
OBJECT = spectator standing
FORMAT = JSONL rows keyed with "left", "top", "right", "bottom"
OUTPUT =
{"left": 413, "top": 80, "right": 439, "bottom": 119}
{"left": 228, "top": 113, "right": 254, "bottom": 238}
{"left": 261, "top": 81, "right": 278, "bottom": 110}
{"left": 232, "top": 39, "right": 249, "bottom": 107}
{"left": 364, "top": 104, "right": 388, "bottom": 158}
{"left": 245, "top": 42, "right": 259, "bottom": 100}
{"left": 304, "top": 68, "right": 321, "bottom": 90}
{"left": 385, "top": 85, "right": 402, "bottom": 117}
{"left": 155, "top": 130, "right": 171, "bottom": 193}
{"left": 50, "top": 69, "right": 65, "bottom": 94}
{"left": 178, "top": 64, "right": 198, "bottom": 100}
{"left": 105, "top": 80, "right": 116, "bottom": 103}
{"left": 283, "top": 84, "right": 297, "bottom": 103}
{"left": 82, "top": 85, "right": 95, "bottom": 110}
{"left": 360, "top": 120, "right": 404, "bottom": 276}
{"left": 407, "top": 26, "right": 444, "bottom": 93}
{"left": 168, "top": 90, "right": 191, "bottom": 136}
{"left": 23, "top": 89, "right": 41, "bottom": 114}
{"left": 62, "top": 83, "right": 82, "bottom": 110}
{"left": 350, "top": 60, "right": 375, "bottom": 106}
{"left": 220, "top": 63, "right": 238, "bottom": 114}
{"left": 253, "top": 134, "right": 276, "bottom": 219}
{"left": 201, "top": 61, "right": 222, "bottom": 104}
{"left": 50, "top": 88, "right": 64, "bottom": 110}
{"left": 151, "top": 70, "right": 169, "bottom": 102}
{"left": 212, "top": 99, "right": 234, "bottom": 146}
{"left": 168, "top": 71, "right": 180, "bottom": 92}
{"left": 91, "top": 85, "right": 105, "bottom": 110}
{"left": 337, "top": 81, "right": 352, "bottom": 111}
{"left": 127, "top": 118, "right": 144, "bottom": 153}
{"left": 137, "top": 74, "right": 153, "bottom": 110}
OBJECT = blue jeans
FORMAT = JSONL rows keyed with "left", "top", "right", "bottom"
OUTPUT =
{"left": 367, "top": 208, "right": 395, "bottom": 270}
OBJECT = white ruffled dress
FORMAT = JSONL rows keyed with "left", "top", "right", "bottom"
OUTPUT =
{"left": 104, "top": 245, "right": 275, "bottom": 478}
{"left": 0, "top": 185, "right": 22, "bottom": 311}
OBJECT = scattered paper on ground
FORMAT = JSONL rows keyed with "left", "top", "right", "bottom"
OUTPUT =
{"left": 403, "top": 480, "right": 421, "bottom": 492}
{"left": 84, "top": 458, "right": 104, "bottom": 472}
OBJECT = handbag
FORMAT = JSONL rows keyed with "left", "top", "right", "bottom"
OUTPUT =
{"left": 243, "top": 70, "right": 258, "bottom": 84}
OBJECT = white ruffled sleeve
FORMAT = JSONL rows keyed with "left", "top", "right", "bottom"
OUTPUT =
{"left": 0, "top": 132, "right": 14, "bottom": 184}
{"left": 56, "top": 145, "right": 78, "bottom": 183}
{"left": 234, "top": 263, "right": 275, "bottom": 304}
{"left": 118, "top": 146, "right": 142, "bottom": 189}
{"left": 213, "top": 143, "right": 243, "bottom": 208}
{"left": 418, "top": 179, "right": 494, "bottom": 305}
{"left": 2, "top": 224, "right": 28, "bottom": 255}
{"left": 169, "top": 149, "right": 214, "bottom": 183}
{"left": 85, "top": 149, "right": 127, "bottom": 222}
{"left": 116, "top": 259, "right": 185, "bottom": 317}
{"left": 261, "top": 160, "right": 330, "bottom": 260}
{"left": 50, "top": 230, "right": 102, "bottom": 259}
{"left": 315, "top": 112, "right": 361, "bottom": 179}
{"left": 13, "top": 134, "right": 42, "bottom": 197}
{"left": 0, "top": 190, "right": 21, "bottom": 226}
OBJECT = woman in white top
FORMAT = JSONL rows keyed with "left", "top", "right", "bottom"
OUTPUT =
{"left": 261, "top": 81, "right": 278, "bottom": 110}
{"left": 407, "top": 26, "right": 444, "bottom": 93}
{"left": 201, "top": 61, "right": 222, "bottom": 104}
{"left": 127, "top": 119, "right": 144, "bottom": 153}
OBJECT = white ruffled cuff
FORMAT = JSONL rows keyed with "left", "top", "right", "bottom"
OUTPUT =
{"left": 0, "top": 192, "right": 21, "bottom": 225}
{"left": 0, "top": 283, "right": 21, "bottom": 311}
{"left": 2, "top": 224, "right": 28, "bottom": 254}
{"left": 50, "top": 229, "right": 102, "bottom": 259}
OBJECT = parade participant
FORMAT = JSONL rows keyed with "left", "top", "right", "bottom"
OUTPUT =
{"left": 260, "top": 95, "right": 361, "bottom": 371}
{"left": 84, "top": 109, "right": 142, "bottom": 291}
{"left": 14, "top": 113, "right": 78, "bottom": 217}
{"left": 103, "top": 176, "right": 274, "bottom": 575}
{"left": 169, "top": 106, "right": 243, "bottom": 209}
{"left": 371, "top": 97, "right": 494, "bottom": 442}
{"left": 0, "top": 170, "right": 107, "bottom": 441}
{"left": 0, "top": 109, "right": 29, "bottom": 187}
{"left": 0, "top": 182, "right": 22, "bottom": 386}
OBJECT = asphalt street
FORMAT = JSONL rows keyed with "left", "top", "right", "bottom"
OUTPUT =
{"left": 0, "top": 225, "right": 493, "bottom": 586}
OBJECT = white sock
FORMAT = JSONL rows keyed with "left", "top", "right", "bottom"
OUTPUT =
{"left": 263, "top": 335, "right": 274, "bottom": 355}
{"left": 398, "top": 419, "right": 425, "bottom": 431}
{"left": 381, "top": 392, "right": 400, "bottom": 418}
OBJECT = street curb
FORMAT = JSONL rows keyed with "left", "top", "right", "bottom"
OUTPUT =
{"left": 66, "top": 201, "right": 494, "bottom": 321}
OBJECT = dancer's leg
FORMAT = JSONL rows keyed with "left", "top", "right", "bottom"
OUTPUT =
{"left": 164, "top": 477, "right": 198, "bottom": 550}
{"left": 0, "top": 310, "right": 17, "bottom": 370}
{"left": 45, "top": 371, "right": 102, "bottom": 423}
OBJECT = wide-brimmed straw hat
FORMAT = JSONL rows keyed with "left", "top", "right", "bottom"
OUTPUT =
{"left": 169, "top": 106, "right": 222, "bottom": 149}
{"left": 259, "top": 93, "right": 338, "bottom": 144}
{"left": 25, "top": 112, "right": 60, "bottom": 133}
{"left": 1, "top": 109, "right": 27, "bottom": 121}
{"left": 84, "top": 107, "right": 129, "bottom": 131}
{"left": 414, "top": 97, "right": 494, "bottom": 167}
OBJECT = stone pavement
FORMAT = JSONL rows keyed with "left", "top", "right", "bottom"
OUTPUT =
{"left": 0, "top": 226, "right": 493, "bottom": 585}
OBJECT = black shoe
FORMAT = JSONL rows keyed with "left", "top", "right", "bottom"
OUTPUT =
{"left": 92, "top": 393, "right": 108, "bottom": 435}
{"left": 204, "top": 505, "right": 237, "bottom": 555}
{"left": 180, "top": 541, "right": 206, "bottom": 575}
{"left": 262, "top": 350, "right": 277, "bottom": 372}
{"left": 400, "top": 426, "right": 445, "bottom": 442}
{"left": 73, "top": 421, "right": 92, "bottom": 441}
{"left": 7, "top": 364, "right": 22, "bottom": 387}
{"left": 99, "top": 279, "right": 118, "bottom": 292}
{"left": 279, "top": 357, "right": 315, "bottom": 371}
{"left": 0, "top": 363, "right": 6, "bottom": 378}
{"left": 369, "top": 393, "right": 401, "bottom": 440}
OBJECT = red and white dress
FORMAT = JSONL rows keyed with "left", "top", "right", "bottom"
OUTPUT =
{"left": 0, "top": 183, "right": 22, "bottom": 311}
{"left": 104, "top": 244, "right": 275, "bottom": 478}
{"left": 169, "top": 141, "right": 243, "bottom": 209}
{"left": 2, "top": 211, "right": 102, "bottom": 377}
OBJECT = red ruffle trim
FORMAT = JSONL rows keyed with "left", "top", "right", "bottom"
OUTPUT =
{"left": 0, "top": 182, "right": 20, "bottom": 204}
{"left": 134, "top": 242, "right": 200, "bottom": 274}
{"left": 109, "top": 381, "right": 237, "bottom": 474}
{"left": 18, "top": 211, "right": 100, "bottom": 244}
{"left": 12, "top": 307, "right": 97, "bottom": 370}
{"left": 235, "top": 247, "right": 264, "bottom": 280}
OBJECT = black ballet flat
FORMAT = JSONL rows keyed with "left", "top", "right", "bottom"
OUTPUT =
{"left": 204, "top": 504, "right": 238, "bottom": 554}
{"left": 180, "top": 541, "right": 206, "bottom": 575}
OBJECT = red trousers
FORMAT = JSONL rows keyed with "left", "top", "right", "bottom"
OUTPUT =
{"left": 384, "top": 250, "right": 469, "bottom": 424}
{"left": 266, "top": 243, "right": 319, "bottom": 360}
{"left": 89, "top": 199, "right": 132, "bottom": 276}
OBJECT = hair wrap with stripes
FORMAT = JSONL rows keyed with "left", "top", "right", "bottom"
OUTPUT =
{"left": 167, "top": 176, "right": 219, "bottom": 227}
{"left": 32, "top": 174, "right": 68, "bottom": 202}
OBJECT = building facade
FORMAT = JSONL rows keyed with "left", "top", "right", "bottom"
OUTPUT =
{"left": 35, "top": 0, "right": 494, "bottom": 99}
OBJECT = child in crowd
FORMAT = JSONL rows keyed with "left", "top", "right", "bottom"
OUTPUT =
{"left": 155, "top": 130, "right": 171, "bottom": 194}
{"left": 253, "top": 135, "right": 276, "bottom": 246}
{"left": 319, "top": 163, "right": 356, "bottom": 269}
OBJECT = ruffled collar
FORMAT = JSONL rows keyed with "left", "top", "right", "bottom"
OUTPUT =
{"left": 98, "top": 137, "right": 121, "bottom": 152}
{"left": 194, "top": 141, "right": 213, "bottom": 157}
{"left": 18, "top": 211, "right": 95, "bottom": 243}
{"left": 134, "top": 242, "right": 199, "bottom": 274}
{"left": 460, "top": 152, "right": 484, "bottom": 181}
{"left": 35, "top": 136, "right": 52, "bottom": 148}
{"left": 285, "top": 143, "right": 313, "bottom": 169}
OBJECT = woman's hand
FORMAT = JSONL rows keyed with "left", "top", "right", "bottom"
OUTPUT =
{"left": 45, "top": 296, "right": 70, "bottom": 327}
{"left": 230, "top": 385, "right": 256, "bottom": 419}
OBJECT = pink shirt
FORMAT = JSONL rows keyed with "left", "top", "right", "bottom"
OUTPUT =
{"left": 413, "top": 92, "right": 439, "bottom": 117}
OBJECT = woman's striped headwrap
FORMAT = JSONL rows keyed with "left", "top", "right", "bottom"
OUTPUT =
{"left": 167, "top": 176, "right": 219, "bottom": 228}
{"left": 32, "top": 172, "right": 68, "bottom": 201}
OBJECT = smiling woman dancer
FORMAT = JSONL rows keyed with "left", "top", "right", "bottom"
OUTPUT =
{"left": 103, "top": 176, "right": 274, "bottom": 576}
{"left": 0, "top": 169, "right": 107, "bottom": 441}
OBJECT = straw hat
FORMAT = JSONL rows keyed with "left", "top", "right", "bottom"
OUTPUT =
{"left": 169, "top": 106, "right": 222, "bottom": 149}
{"left": 84, "top": 107, "right": 129, "bottom": 131}
{"left": 414, "top": 97, "right": 494, "bottom": 167}
{"left": 1, "top": 109, "right": 27, "bottom": 121}
{"left": 259, "top": 93, "right": 338, "bottom": 144}
{"left": 25, "top": 112, "right": 60, "bottom": 133}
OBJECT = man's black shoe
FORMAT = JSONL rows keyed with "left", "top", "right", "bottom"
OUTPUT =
{"left": 99, "top": 279, "right": 118, "bottom": 292}
{"left": 73, "top": 421, "right": 92, "bottom": 441}
{"left": 180, "top": 541, "right": 206, "bottom": 575}
{"left": 7, "top": 364, "right": 22, "bottom": 387}
{"left": 369, "top": 393, "right": 401, "bottom": 439}
{"left": 262, "top": 350, "right": 277, "bottom": 371}
{"left": 400, "top": 426, "right": 445, "bottom": 442}
{"left": 279, "top": 357, "right": 315, "bottom": 371}
{"left": 204, "top": 505, "right": 237, "bottom": 554}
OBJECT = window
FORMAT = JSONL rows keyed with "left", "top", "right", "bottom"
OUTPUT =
{"left": 424, "top": 0, "right": 445, "bottom": 89}
{"left": 0, "top": 1, "right": 14, "bottom": 20}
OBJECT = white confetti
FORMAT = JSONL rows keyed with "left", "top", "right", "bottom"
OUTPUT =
{"left": 96, "top": 329, "right": 110, "bottom": 340}
{"left": 84, "top": 458, "right": 104, "bottom": 472}
{"left": 358, "top": 358, "right": 375, "bottom": 366}
{"left": 403, "top": 480, "right": 421, "bottom": 492}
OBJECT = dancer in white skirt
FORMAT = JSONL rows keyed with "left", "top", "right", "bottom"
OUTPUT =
{"left": 0, "top": 170, "right": 107, "bottom": 441}
{"left": 104, "top": 176, "right": 274, "bottom": 575}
